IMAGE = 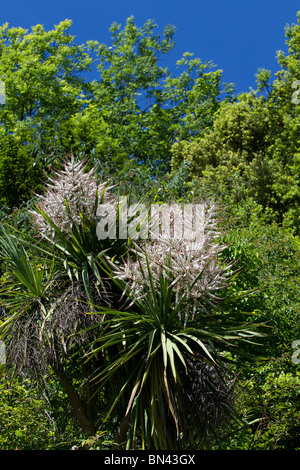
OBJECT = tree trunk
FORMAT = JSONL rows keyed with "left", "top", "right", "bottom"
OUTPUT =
{"left": 52, "top": 366, "right": 96, "bottom": 436}
{"left": 112, "top": 415, "right": 131, "bottom": 450}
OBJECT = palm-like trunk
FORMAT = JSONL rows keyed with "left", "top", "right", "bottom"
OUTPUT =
{"left": 52, "top": 365, "right": 96, "bottom": 436}
{"left": 112, "top": 415, "right": 131, "bottom": 450}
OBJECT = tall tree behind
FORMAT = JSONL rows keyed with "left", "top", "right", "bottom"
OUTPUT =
{"left": 0, "top": 17, "right": 233, "bottom": 206}
{"left": 171, "top": 10, "right": 300, "bottom": 233}
{"left": 69, "top": 16, "right": 234, "bottom": 181}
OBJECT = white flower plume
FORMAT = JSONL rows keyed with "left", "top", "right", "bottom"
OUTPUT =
{"left": 30, "top": 155, "right": 114, "bottom": 238}
{"left": 115, "top": 199, "right": 233, "bottom": 326}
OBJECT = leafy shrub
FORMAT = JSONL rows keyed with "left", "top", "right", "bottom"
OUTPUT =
{"left": 220, "top": 355, "right": 300, "bottom": 450}
{"left": 0, "top": 375, "right": 83, "bottom": 450}
{"left": 0, "top": 135, "right": 43, "bottom": 208}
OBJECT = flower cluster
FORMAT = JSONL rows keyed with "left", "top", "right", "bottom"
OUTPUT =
{"left": 30, "top": 157, "right": 232, "bottom": 327}
{"left": 30, "top": 156, "right": 114, "bottom": 238}
{"left": 115, "top": 199, "right": 233, "bottom": 325}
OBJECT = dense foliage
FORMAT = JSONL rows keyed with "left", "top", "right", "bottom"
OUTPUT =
{"left": 0, "top": 12, "right": 300, "bottom": 450}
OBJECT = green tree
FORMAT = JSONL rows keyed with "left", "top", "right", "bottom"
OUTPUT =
{"left": 0, "top": 17, "right": 233, "bottom": 205}
{"left": 68, "top": 16, "right": 233, "bottom": 180}
{"left": 0, "top": 158, "right": 125, "bottom": 437}
{"left": 86, "top": 200, "right": 263, "bottom": 450}
{"left": 0, "top": 134, "right": 43, "bottom": 208}
{"left": 171, "top": 11, "right": 300, "bottom": 233}
{"left": 170, "top": 95, "right": 282, "bottom": 218}
{"left": 218, "top": 355, "right": 300, "bottom": 450}
{"left": 0, "top": 19, "right": 92, "bottom": 138}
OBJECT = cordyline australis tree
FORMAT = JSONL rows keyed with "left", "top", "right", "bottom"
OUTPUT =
{"left": 88, "top": 197, "right": 264, "bottom": 449}
{"left": 0, "top": 156, "right": 263, "bottom": 449}
{"left": 0, "top": 156, "right": 124, "bottom": 436}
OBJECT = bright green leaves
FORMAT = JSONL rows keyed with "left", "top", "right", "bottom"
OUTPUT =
{"left": 76, "top": 16, "right": 231, "bottom": 179}
{"left": 165, "top": 54, "right": 228, "bottom": 138}
{"left": 0, "top": 19, "right": 93, "bottom": 173}
{"left": 170, "top": 12, "right": 300, "bottom": 234}
{"left": 0, "top": 16, "right": 232, "bottom": 200}
{"left": 0, "top": 19, "right": 90, "bottom": 123}
{"left": 0, "top": 223, "right": 52, "bottom": 300}
{"left": 0, "top": 223, "right": 58, "bottom": 342}
{"left": 0, "top": 134, "right": 43, "bottom": 208}
{"left": 170, "top": 85, "right": 300, "bottom": 233}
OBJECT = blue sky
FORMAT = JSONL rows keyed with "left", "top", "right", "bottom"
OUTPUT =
{"left": 1, "top": 0, "right": 300, "bottom": 94}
